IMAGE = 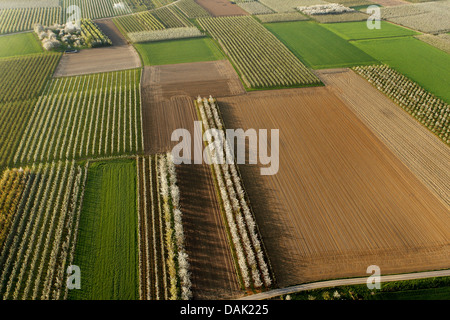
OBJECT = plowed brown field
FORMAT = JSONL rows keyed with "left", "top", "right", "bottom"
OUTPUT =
{"left": 195, "top": 0, "right": 249, "bottom": 17}
{"left": 318, "top": 68, "right": 450, "bottom": 208}
{"left": 218, "top": 87, "right": 450, "bottom": 287}
{"left": 176, "top": 164, "right": 243, "bottom": 299}
{"left": 140, "top": 60, "right": 244, "bottom": 298}
{"left": 141, "top": 60, "right": 245, "bottom": 154}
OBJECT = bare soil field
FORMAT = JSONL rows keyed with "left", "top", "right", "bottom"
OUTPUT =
{"left": 195, "top": 0, "right": 249, "bottom": 16}
{"left": 53, "top": 19, "right": 141, "bottom": 77}
{"left": 95, "top": 19, "right": 128, "bottom": 46}
{"left": 144, "top": 60, "right": 245, "bottom": 102}
{"left": 218, "top": 87, "right": 450, "bottom": 287}
{"left": 141, "top": 95, "right": 198, "bottom": 154}
{"left": 318, "top": 68, "right": 450, "bottom": 208}
{"left": 176, "top": 163, "right": 243, "bottom": 299}
{"left": 141, "top": 60, "right": 244, "bottom": 153}
{"left": 140, "top": 60, "right": 244, "bottom": 298}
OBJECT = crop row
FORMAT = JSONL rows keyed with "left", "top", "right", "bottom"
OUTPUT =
{"left": 115, "top": 11, "right": 165, "bottom": 33}
{"left": 0, "top": 1, "right": 60, "bottom": 10}
{"left": 175, "top": 0, "right": 211, "bottom": 18}
{"left": 256, "top": 11, "right": 309, "bottom": 23}
{"left": 125, "top": 0, "right": 157, "bottom": 12}
{"left": 0, "top": 168, "right": 29, "bottom": 250}
{"left": 0, "top": 6, "right": 61, "bottom": 34}
{"left": 137, "top": 154, "right": 191, "bottom": 300}
{"left": 237, "top": 1, "right": 274, "bottom": 15}
{"left": 128, "top": 27, "right": 203, "bottom": 42}
{"left": 0, "top": 53, "right": 60, "bottom": 104}
{"left": 0, "top": 100, "right": 36, "bottom": 168}
{"left": 196, "top": 96, "right": 272, "bottom": 289}
{"left": 14, "top": 68, "right": 143, "bottom": 165}
{"left": 80, "top": 19, "right": 112, "bottom": 47}
{"left": 0, "top": 161, "right": 87, "bottom": 300}
{"left": 197, "top": 16, "right": 320, "bottom": 88}
{"left": 115, "top": 5, "right": 192, "bottom": 33}
{"left": 354, "top": 65, "right": 450, "bottom": 145}
{"left": 61, "top": 0, "right": 132, "bottom": 22}
{"left": 258, "top": 0, "right": 329, "bottom": 13}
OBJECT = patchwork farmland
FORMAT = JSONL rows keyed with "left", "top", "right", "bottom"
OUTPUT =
{"left": 218, "top": 88, "right": 450, "bottom": 286}
{"left": 0, "top": 0, "right": 449, "bottom": 303}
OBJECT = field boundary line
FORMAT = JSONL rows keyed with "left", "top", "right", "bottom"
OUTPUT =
{"left": 238, "top": 269, "right": 450, "bottom": 300}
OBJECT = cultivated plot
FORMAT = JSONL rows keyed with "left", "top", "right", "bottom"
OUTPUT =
{"left": 318, "top": 68, "right": 450, "bottom": 208}
{"left": 0, "top": 161, "right": 87, "bottom": 300}
{"left": 265, "top": 21, "right": 378, "bottom": 69}
{"left": 69, "top": 160, "right": 138, "bottom": 300}
{"left": 53, "top": 19, "right": 141, "bottom": 77}
{"left": 195, "top": 0, "right": 249, "bottom": 16}
{"left": 354, "top": 36, "right": 450, "bottom": 103}
{"left": 218, "top": 88, "right": 450, "bottom": 287}
{"left": 135, "top": 37, "right": 224, "bottom": 66}
{"left": 176, "top": 163, "right": 243, "bottom": 299}
{"left": 14, "top": 69, "right": 143, "bottom": 164}
{"left": 322, "top": 20, "right": 419, "bottom": 40}
{"left": 140, "top": 63, "right": 243, "bottom": 298}
{"left": 198, "top": 16, "right": 321, "bottom": 88}
{"left": 381, "top": 1, "right": 450, "bottom": 34}
{"left": 0, "top": 33, "right": 43, "bottom": 58}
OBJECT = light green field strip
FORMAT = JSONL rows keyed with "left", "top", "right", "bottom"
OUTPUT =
{"left": 265, "top": 21, "right": 378, "bottom": 69}
{"left": 69, "top": 159, "right": 139, "bottom": 300}
{"left": 135, "top": 37, "right": 224, "bottom": 66}
{"left": 354, "top": 36, "right": 450, "bottom": 104}
{"left": 322, "top": 21, "right": 420, "bottom": 41}
{"left": 0, "top": 32, "right": 43, "bottom": 58}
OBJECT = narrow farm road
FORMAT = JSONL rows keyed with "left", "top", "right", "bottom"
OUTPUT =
{"left": 239, "top": 269, "right": 450, "bottom": 300}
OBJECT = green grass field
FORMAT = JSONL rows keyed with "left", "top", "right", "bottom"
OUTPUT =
{"left": 69, "top": 160, "right": 139, "bottom": 300}
{"left": 0, "top": 33, "right": 43, "bottom": 58}
{"left": 323, "top": 21, "right": 420, "bottom": 41}
{"left": 135, "top": 37, "right": 224, "bottom": 66}
{"left": 354, "top": 37, "right": 450, "bottom": 103}
{"left": 265, "top": 21, "right": 378, "bottom": 69}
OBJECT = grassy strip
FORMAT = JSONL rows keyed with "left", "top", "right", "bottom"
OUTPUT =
{"left": 134, "top": 37, "right": 223, "bottom": 65}
{"left": 68, "top": 159, "right": 139, "bottom": 300}
{"left": 0, "top": 32, "right": 43, "bottom": 58}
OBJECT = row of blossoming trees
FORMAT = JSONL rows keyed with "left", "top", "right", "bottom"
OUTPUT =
{"left": 0, "top": 154, "right": 193, "bottom": 300}
{"left": 354, "top": 65, "right": 450, "bottom": 145}
{"left": 196, "top": 96, "right": 273, "bottom": 290}
{"left": 136, "top": 154, "right": 191, "bottom": 300}
{"left": 13, "top": 69, "right": 143, "bottom": 165}
{"left": 0, "top": 161, "right": 88, "bottom": 300}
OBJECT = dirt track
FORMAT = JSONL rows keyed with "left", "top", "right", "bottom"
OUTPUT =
{"left": 53, "top": 19, "right": 141, "bottom": 77}
{"left": 195, "top": 0, "right": 249, "bottom": 16}
{"left": 218, "top": 87, "right": 450, "bottom": 287}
